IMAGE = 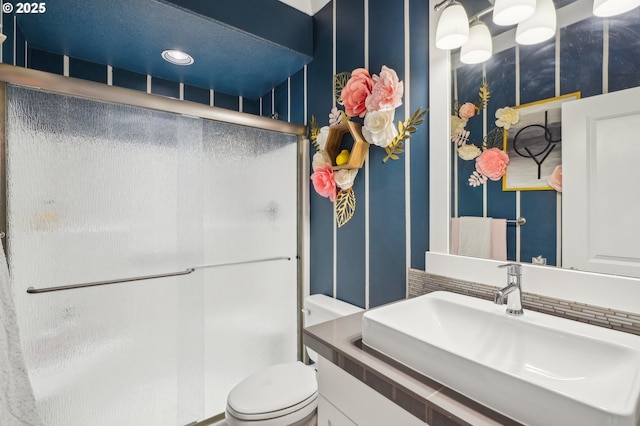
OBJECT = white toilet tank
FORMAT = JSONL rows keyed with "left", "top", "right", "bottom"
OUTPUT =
{"left": 303, "top": 294, "right": 363, "bottom": 362}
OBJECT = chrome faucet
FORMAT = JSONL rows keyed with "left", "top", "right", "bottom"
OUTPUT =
{"left": 494, "top": 263, "right": 524, "bottom": 316}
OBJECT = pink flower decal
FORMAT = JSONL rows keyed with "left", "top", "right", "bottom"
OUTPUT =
{"left": 459, "top": 102, "right": 476, "bottom": 120}
{"left": 547, "top": 165, "right": 562, "bottom": 192}
{"left": 341, "top": 68, "right": 373, "bottom": 118}
{"left": 310, "top": 164, "right": 337, "bottom": 202}
{"left": 475, "top": 148, "right": 509, "bottom": 181}
{"left": 366, "top": 66, "right": 404, "bottom": 112}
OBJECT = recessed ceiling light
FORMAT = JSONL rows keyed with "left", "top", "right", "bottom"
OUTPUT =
{"left": 161, "top": 50, "right": 194, "bottom": 66}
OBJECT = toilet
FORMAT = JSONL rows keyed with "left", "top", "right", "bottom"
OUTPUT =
{"left": 225, "top": 294, "right": 363, "bottom": 426}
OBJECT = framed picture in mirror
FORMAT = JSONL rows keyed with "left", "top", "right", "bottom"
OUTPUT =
{"left": 502, "top": 92, "right": 580, "bottom": 191}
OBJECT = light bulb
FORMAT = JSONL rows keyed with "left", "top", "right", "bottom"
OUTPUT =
{"left": 435, "top": 1, "right": 469, "bottom": 50}
{"left": 493, "top": 0, "right": 536, "bottom": 26}
{"left": 593, "top": 0, "right": 640, "bottom": 16}
{"left": 460, "top": 22, "right": 493, "bottom": 64}
{"left": 516, "top": 0, "right": 557, "bottom": 45}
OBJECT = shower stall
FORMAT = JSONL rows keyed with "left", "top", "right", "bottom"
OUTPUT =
{"left": 0, "top": 65, "right": 307, "bottom": 425}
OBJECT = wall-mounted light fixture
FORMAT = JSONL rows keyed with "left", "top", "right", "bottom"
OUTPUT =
{"left": 434, "top": 0, "right": 640, "bottom": 64}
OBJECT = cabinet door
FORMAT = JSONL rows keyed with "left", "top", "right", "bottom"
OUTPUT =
{"left": 318, "top": 396, "right": 358, "bottom": 426}
{"left": 317, "top": 357, "right": 427, "bottom": 426}
{"left": 562, "top": 86, "right": 640, "bottom": 278}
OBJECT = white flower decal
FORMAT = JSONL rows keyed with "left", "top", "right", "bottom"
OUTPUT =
{"left": 495, "top": 107, "right": 520, "bottom": 130}
{"left": 362, "top": 109, "right": 398, "bottom": 147}
{"left": 458, "top": 144, "right": 481, "bottom": 161}
{"left": 334, "top": 169, "right": 358, "bottom": 191}
{"left": 316, "top": 126, "right": 331, "bottom": 151}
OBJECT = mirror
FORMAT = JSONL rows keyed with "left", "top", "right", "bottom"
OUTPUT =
{"left": 429, "top": 0, "right": 640, "bottom": 277}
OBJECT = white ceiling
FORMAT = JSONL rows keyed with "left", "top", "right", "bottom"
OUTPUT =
{"left": 277, "top": 0, "right": 331, "bottom": 15}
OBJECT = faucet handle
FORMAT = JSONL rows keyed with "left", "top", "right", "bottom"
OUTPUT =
{"left": 498, "top": 263, "right": 521, "bottom": 275}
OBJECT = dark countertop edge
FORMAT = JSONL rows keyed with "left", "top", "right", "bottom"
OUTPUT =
{"left": 304, "top": 312, "right": 523, "bottom": 426}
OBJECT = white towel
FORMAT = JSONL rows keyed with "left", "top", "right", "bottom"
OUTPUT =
{"left": 0, "top": 243, "right": 43, "bottom": 426}
{"left": 458, "top": 216, "right": 492, "bottom": 258}
{"left": 451, "top": 217, "right": 507, "bottom": 261}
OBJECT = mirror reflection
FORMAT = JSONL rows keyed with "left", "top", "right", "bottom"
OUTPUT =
{"left": 443, "top": 0, "right": 640, "bottom": 269}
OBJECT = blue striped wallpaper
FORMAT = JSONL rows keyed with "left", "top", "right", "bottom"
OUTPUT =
{"left": 308, "top": 3, "right": 335, "bottom": 299}
{"left": 409, "top": 0, "right": 430, "bottom": 271}
{"left": 308, "top": 0, "right": 431, "bottom": 309}
{"left": 335, "top": 0, "right": 366, "bottom": 309}
{"left": 368, "top": 0, "right": 407, "bottom": 308}
{"left": 485, "top": 49, "right": 517, "bottom": 262}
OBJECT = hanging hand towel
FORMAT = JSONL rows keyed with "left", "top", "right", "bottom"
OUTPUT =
{"left": 457, "top": 216, "right": 492, "bottom": 258}
{"left": 451, "top": 217, "right": 508, "bottom": 261}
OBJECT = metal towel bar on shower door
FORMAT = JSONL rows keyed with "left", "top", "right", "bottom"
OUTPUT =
{"left": 26, "top": 256, "right": 292, "bottom": 294}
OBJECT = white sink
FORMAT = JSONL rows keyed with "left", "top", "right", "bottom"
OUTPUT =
{"left": 362, "top": 291, "right": 640, "bottom": 425}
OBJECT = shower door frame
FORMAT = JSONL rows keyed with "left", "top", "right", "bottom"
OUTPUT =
{"left": 0, "top": 63, "right": 310, "bottom": 361}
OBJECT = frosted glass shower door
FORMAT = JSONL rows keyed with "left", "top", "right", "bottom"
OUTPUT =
{"left": 202, "top": 122, "right": 299, "bottom": 415}
{"left": 5, "top": 84, "right": 301, "bottom": 424}
{"left": 6, "top": 86, "right": 205, "bottom": 425}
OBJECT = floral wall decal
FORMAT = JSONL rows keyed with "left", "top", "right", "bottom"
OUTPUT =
{"left": 547, "top": 164, "right": 562, "bottom": 192}
{"left": 451, "top": 78, "right": 520, "bottom": 187}
{"left": 310, "top": 65, "right": 427, "bottom": 228}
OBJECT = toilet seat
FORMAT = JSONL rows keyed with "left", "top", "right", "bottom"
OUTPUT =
{"left": 226, "top": 361, "right": 318, "bottom": 425}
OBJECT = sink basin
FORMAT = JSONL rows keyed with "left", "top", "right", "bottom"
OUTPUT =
{"left": 362, "top": 291, "right": 640, "bottom": 425}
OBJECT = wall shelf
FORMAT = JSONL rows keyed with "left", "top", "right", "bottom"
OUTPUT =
{"left": 324, "top": 121, "right": 370, "bottom": 170}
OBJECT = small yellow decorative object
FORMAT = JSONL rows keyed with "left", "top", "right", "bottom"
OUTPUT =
{"left": 336, "top": 149, "right": 350, "bottom": 166}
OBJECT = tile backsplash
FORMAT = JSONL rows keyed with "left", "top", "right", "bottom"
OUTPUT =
{"left": 408, "top": 269, "right": 640, "bottom": 336}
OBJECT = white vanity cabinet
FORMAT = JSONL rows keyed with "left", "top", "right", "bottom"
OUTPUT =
{"left": 317, "top": 396, "right": 358, "bottom": 426}
{"left": 316, "top": 356, "right": 427, "bottom": 426}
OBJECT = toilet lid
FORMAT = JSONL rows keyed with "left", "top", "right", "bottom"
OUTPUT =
{"left": 227, "top": 361, "right": 317, "bottom": 417}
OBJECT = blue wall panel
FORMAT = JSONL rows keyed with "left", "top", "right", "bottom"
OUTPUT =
{"left": 69, "top": 57, "right": 107, "bottom": 84}
{"left": 2, "top": 13, "right": 14, "bottom": 65}
{"left": 519, "top": 38, "right": 558, "bottom": 266}
{"left": 214, "top": 92, "right": 240, "bottom": 111}
{"left": 368, "top": 0, "right": 406, "bottom": 307}
{"left": 28, "top": 48, "right": 63, "bottom": 75}
{"left": 520, "top": 192, "right": 557, "bottom": 265}
{"left": 520, "top": 39, "right": 556, "bottom": 104}
{"left": 112, "top": 67, "right": 147, "bottom": 92}
{"left": 409, "top": 0, "right": 429, "bottom": 270}
{"left": 308, "top": 2, "right": 335, "bottom": 298}
{"left": 274, "top": 80, "right": 289, "bottom": 121}
{"left": 336, "top": 0, "right": 365, "bottom": 308}
{"left": 16, "top": 25, "right": 26, "bottom": 68}
{"left": 560, "top": 17, "right": 603, "bottom": 97}
{"left": 243, "top": 98, "right": 261, "bottom": 116}
{"left": 289, "top": 68, "right": 305, "bottom": 125}
{"left": 151, "top": 76, "right": 180, "bottom": 99}
{"left": 454, "top": 63, "right": 483, "bottom": 218}
{"left": 184, "top": 84, "right": 210, "bottom": 106}
{"left": 485, "top": 48, "right": 517, "bottom": 261}
{"left": 261, "top": 92, "right": 273, "bottom": 118}
{"left": 608, "top": 8, "right": 640, "bottom": 93}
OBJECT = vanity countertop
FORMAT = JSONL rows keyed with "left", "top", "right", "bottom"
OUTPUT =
{"left": 304, "top": 311, "right": 523, "bottom": 426}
